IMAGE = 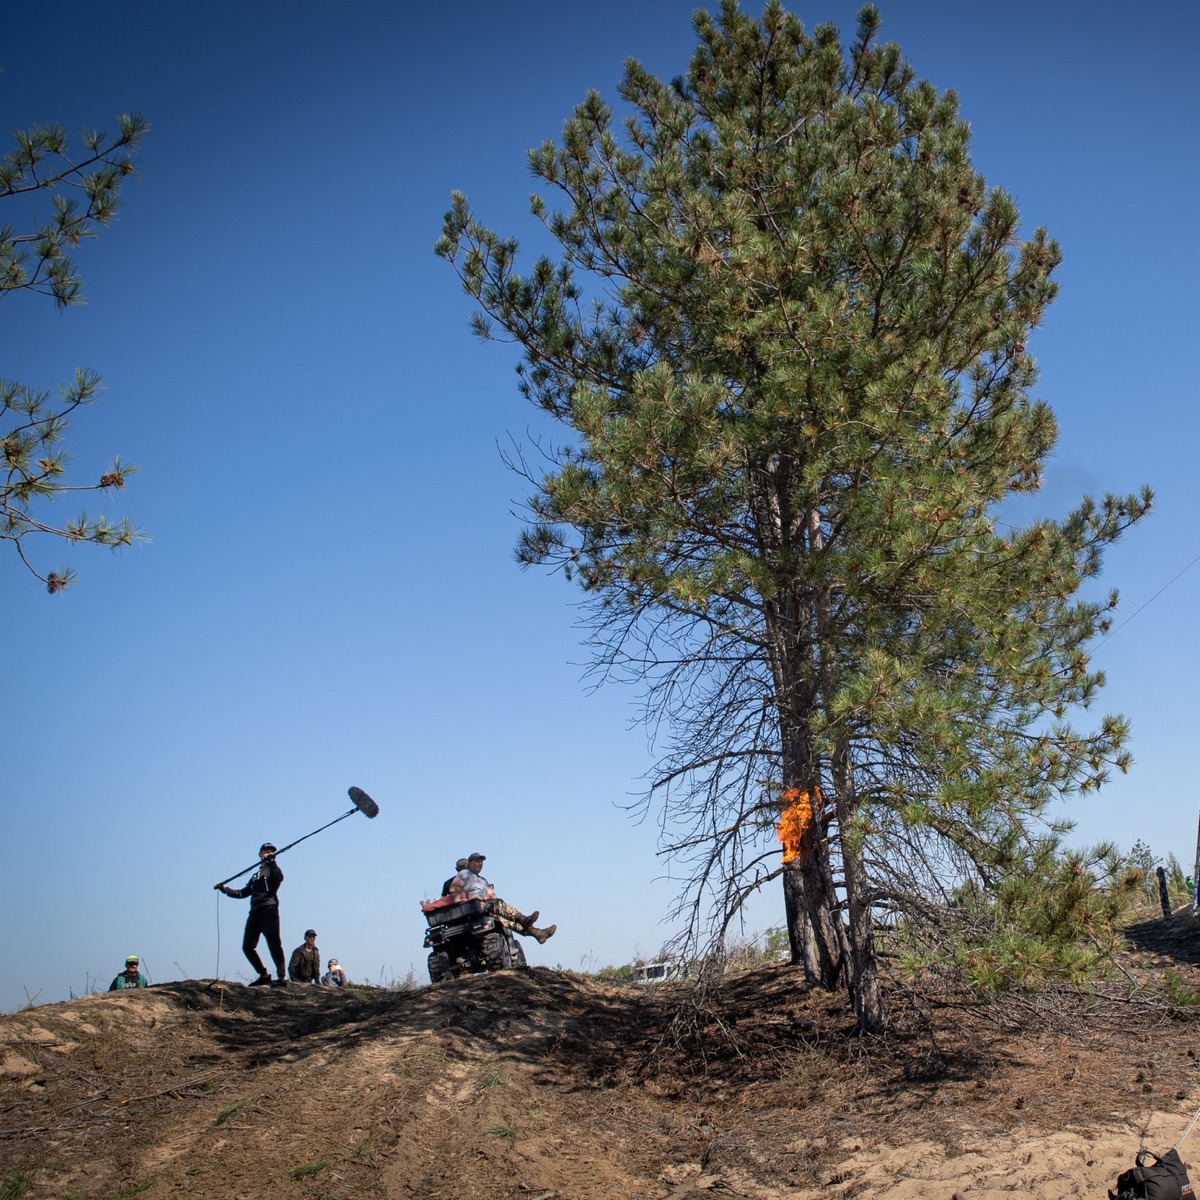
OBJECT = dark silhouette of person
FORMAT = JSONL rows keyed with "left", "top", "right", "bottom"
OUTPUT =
{"left": 216, "top": 843, "right": 286, "bottom": 985}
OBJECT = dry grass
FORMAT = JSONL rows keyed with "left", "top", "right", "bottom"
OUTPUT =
{"left": 0, "top": 916, "right": 1197, "bottom": 1198}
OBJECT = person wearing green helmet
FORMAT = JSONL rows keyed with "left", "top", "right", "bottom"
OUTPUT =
{"left": 108, "top": 955, "right": 148, "bottom": 990}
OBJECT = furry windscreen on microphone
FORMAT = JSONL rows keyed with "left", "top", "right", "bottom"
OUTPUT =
{"left": 348, "top": 786, "right": 380, "bottom": 819}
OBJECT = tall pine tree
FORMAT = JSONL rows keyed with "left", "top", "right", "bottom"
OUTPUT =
{"left": 438, "top": 2, "right": 1149, "bottom": 1031}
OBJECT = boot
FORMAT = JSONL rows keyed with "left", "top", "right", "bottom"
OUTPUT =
{"left": 529, "top": 924, "right": 557, "bottom": 944}
{"left": 518, "top": 910, "right": 540, "bottom": 930}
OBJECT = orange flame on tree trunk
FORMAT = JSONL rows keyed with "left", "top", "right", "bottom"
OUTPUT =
{"left": 777, "top": 787, "right": 819, "bottom": 864}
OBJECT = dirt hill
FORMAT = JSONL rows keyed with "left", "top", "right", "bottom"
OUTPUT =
{"left": 4, "top": 920, "right": 1200, "bottom": 1199}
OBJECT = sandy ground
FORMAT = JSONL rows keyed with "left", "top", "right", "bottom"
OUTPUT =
{"left": 2, "top": 924, "right": 1199, "bottom": 1199}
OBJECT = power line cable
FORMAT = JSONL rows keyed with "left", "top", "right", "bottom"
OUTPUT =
{"left": 1094, "top": 550, "right": 1200, "bottom": 651}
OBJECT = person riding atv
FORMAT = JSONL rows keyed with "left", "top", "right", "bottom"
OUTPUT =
{"left": 446, "top": 853, "right": 555, "bottom": 943}
{"left": 421, "top": 893, "right": 528, "bottom": 981}
{"left": 422, "top": 851, "right": 555, "bottom": 982}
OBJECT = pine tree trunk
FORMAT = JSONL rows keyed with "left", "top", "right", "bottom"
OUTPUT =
{"left": 841, "top": 843, "right": 884, "bottom": 1033}
{"left": 775, "top": 685, "right": 849, "bottom": 989}
{"left": 780, "top": 789, "right": 848, "bottom": 991}
{"left": 783, "top": 862, "right": 820, "bottom": 982}
{"left": 810, "top": 845, "right": 849, "bottom": 990}
{"left": 833, "top": 744, "right": 885, "bottom": 1033}
{"left": 761, "top": 502, "right": 851, "bottom": 992}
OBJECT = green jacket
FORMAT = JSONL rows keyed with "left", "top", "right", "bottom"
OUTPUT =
{"left": 109, "top": 970, "right": 148, "bottom": 990}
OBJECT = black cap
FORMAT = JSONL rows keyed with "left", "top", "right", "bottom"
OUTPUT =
{"left": 260, "top": 842, "right": 277, "bottom": 855}
{"left": 305, "top": 929, "right": 317, "bottom": 938}
{"left": 467, "top": 851, "right": 485, "bottom": 861}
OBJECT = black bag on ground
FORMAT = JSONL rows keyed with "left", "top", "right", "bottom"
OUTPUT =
{"left": 1109, "top": 1148, "right": 1195, "bottom": 1200}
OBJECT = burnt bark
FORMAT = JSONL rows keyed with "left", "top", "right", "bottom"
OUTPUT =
{"left": 832, "top": 742, "right": 884, "bottom": 1033}
{"left": 783, "top": 862, "right": 820, "bottom": 982}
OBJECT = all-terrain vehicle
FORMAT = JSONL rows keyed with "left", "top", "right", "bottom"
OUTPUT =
{"left": 421, "top": 896, "right": 528, "bottom": 982}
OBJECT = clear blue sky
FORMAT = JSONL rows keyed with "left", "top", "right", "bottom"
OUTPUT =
{"left": 4, "top": 0, "right": 1197, "bottom": 1011}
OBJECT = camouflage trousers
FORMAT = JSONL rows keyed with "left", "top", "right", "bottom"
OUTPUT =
{"left": 489, "top": 898, "right": 532, "bottom": 929}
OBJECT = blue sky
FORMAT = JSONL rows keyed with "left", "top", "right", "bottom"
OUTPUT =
{"left": 3, "top": 0, "right": 1197, "bottom": 1011}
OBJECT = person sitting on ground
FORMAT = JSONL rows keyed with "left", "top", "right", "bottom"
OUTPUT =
{"left": 442, "top": 857, "right": 468, "bottom": 897}
{"left": 448, "top": 852, "right": 556, "bottom": 944}
{"left": 108, "top": 955, "right": 148, "bottom": 990}
{"left": 288, "top": 928, "right": 321, "bottom": 983}
{"left": 322, "top": 958, "right": 348, "bottom": 987}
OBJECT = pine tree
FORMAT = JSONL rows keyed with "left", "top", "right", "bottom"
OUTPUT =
{"left": 437, "top": 2, "right": 1150, "bottom": 1031}
{"left": 2, "top": 112, "right": 148, "bottom": 592}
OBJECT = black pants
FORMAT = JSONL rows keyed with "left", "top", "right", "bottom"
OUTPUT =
{"left": 242, "top": 905, "right": 285, "bottom": 979}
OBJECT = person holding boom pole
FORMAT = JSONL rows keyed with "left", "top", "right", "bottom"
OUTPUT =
{"left": 216, "top": 842, "right": 286, "bottom": 986}
{"left": 210, "top": 788, "right": 380, "bottom": 986}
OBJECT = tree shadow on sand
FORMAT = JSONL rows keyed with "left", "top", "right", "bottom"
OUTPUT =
{"left": 1122, "top": 913, "right": 1200, "bottom": 967}
{"left": 174, "top": 968, "right": 656, "bottom": 1079}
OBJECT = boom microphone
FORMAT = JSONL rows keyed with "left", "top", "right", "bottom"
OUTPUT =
{"left": 213, "top": 785, "right": 381, "bottom": 887}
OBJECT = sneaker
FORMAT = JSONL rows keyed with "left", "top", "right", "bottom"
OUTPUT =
{"left": 248, "top": 974, "right": 271, "bottom": 987}
{"left": 270, "top": 978, "right": 288, "bottom": 988}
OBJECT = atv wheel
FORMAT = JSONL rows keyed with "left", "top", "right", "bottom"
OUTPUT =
{"left": 512, "top": 940, "right": 528, "bottom": 970}
{"left": 481, "top": 931, "right": 513, "bottom": 972}
{"left": 427, "top": 950, "right": 453, "bottom": 983}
